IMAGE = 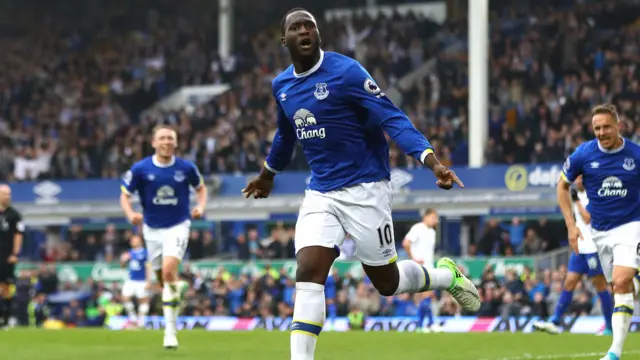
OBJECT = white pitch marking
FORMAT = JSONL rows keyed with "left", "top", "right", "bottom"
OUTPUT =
{"left": 477, "top": 350, "right": 640, "bottom": 360}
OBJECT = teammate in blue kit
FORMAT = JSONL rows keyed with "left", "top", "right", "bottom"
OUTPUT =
{"left": 557, "top": 104, "right": 640, "bottom": 360}
{"left": 120, "top": 124, "right": 207, "bottom": 349}
{"left": 242, "top": 8, "right": 480, "bottom": 360}
{"left": 533, "top": 176, "right": 613, "bottom": 335}
{"left": 120, "top": 235, "right": 152, "bottom": 328}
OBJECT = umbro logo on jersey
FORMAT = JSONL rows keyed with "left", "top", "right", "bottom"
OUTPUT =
{"left": 280, "top": 93, "right": 286, "bottom": 101}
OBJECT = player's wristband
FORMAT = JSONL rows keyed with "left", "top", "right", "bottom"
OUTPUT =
{"left": 263, "top": 161, "right": 280, "bottom": 174}
{"left": 420, "top": 148, "right": 434, "bottom": 165}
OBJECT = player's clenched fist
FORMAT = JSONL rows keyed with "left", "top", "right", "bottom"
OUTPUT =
{"left": 191, "top": 206, "right": 204, "bottom": 219}
{"left": 128, "top": 212, "right": 143, "bottom": 225}
{"left": 567, "top": 224, "right": 583, "bottom": 254}
{"left": 243, "top": 173, "right": 275, "bottom": 199}
{"left": 433, "top": 164, "right": 465, "bottom": 190}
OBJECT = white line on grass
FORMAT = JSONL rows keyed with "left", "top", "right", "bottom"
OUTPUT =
{"left": 477, "top": 350, "right": 640, "bottom": 360}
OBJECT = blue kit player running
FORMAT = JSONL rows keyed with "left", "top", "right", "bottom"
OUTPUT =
{"left": 242, "top": 8, "right": 480, "bottom": 360}
{"left": 558, "top": 104, "right": 640, "bottom": 360}
{"left": 534, "top": 176, "right": 613, "bottom": 335}
{"left": 120, "top": 124, "right": 207, "bottom": 350}
{"left": 120, "top": 235, "right": 152, "bottom": 328}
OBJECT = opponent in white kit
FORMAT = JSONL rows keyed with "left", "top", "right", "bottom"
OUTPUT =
{"left": 558, "top": 104, "right": 640, "bottom": 360}
{"left": 242, "top": 8, "right": 480, "bottom": 360}
{"left": 534, "top": 176, "right": 613, "bottom": 335}
{"left": 120, "top": 234, "right": 152, "bottom": 328}
{"left": 120, "top": 124, "right": 207, "bottom": 349}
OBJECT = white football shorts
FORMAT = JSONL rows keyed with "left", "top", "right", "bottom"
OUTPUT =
{"left": 294, "top": 180, "right": 397, "bottom": 266}
{"left": 143, "top": 219, "right": 190, "bottom": 271}
{"left": 592, "top": 220, "right": 640, "bottom": 282}
{"left": 121, "top": 280, "right": 149, "bottom": 299}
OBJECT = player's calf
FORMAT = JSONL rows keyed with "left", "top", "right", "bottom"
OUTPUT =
{"left": 362, "top": 258, "right": 480, "bottom": 312}
{"left": 605, "top": 265, "right": 636, "bottom": 359}
{"left": 290, "top": 246, "right": 337, "bottom": 360}
{"left": 161, "top": 256, "right": 181, "bottom": 348}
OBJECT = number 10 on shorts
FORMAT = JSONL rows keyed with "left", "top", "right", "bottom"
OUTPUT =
{"left": 378, "top": 223, "right": 393, "bottom": 247}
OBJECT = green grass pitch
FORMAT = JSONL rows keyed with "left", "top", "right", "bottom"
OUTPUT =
{"left": 2, "top": 329, "right": 640, "bottom": 360}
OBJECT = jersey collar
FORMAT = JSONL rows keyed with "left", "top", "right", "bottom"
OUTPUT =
{"left": 152, "top": 155, "right": 175, "bottom": 168}
{"left": 597, "top": 137, "right": 625, "bottom": 154}
{"left": 293, "top": 50, "right": 324, "bottom": 78}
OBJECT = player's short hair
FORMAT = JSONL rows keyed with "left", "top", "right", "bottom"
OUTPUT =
{"left": 591, "top": 104, "right": 619, "bottom": 123}
{"left": 281, "top": 7, "right": 312, "bottom": 36}
{"left": 423, "top": 208, "right": 437, "bottom": 216}
{"left": 152, "top": 124, "right": 178, "bottom": 138}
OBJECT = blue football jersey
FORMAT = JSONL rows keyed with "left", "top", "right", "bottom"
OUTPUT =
{"left": 121, "top": 156, "right": 204, "bottom": 228}
{"left": 265, "top": 51, "right": 433, "bottom": 193}
{"left": 128, "top": 248, "right": 148, "bottom": 281}
{"left": 561, "top": 139, "right": 640, "bottom": 231}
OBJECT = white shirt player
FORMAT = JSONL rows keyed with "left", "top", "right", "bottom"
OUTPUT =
{"left": 404, "top": 222, "right": 436, "bottom": 269}
{"left": 573, "top": 190, "right": 597, "bottom": 254}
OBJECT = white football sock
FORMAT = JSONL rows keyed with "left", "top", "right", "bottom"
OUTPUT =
{"left": 162, "top": 283, "right": 178, "bottom": 336}
{"left": 124, "top": 301, "right": 136, "bottom": 320}
{"left": 138, "top": 302, "right": 150, "bottom": 327}
{"left": 393, "top": 260, "right": 454, "bottom": 295}
{"left": 291, "top": 282, "right": 325, "bottom": 360}
{"left": 609, "top": 293, "right": 634, "bottom": 357}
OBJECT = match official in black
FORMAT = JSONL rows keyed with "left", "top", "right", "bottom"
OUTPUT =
{"left": 0, "top": 184, "right": 24, "bottom": 329}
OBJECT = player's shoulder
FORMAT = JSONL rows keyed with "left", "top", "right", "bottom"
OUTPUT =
{"left": 624, "top": 138, "right": 640, "bottom": 153}
{"left": 131, "top": 156, "right": 154, "bottom": 171}
{"left": 6, "top": 206, "right": 21, "bottom": 218}
{"left": 323, "top": 51, "right": 359, "bottom": 72}
{"left": 410, "top": 222, "right": 425, "bottom": 231}
{"left": 272, "top": 66, "right": 295, "bottom": 93}
{"left": 173, "top": 156, "right": 197, "bottom": 169}
{"left": 272, "top": 51, "right": 360, "bottom": 92}
{"left": 573, "top": 140, "right": 599, "bottom": 155}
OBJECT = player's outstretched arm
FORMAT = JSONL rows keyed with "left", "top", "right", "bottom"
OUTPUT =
{"left": 120, "top": 168, "right": 143, "bottom": 225}
{"left": 558, "top": 153, "right": 584, "bottom": 253}
{"left": 243, "top": 102, "right": 296, "bottom": 199}
{"left": 343, "top": 62, "right": 463, "bottom": 190}
{"left": 188, "top": 164, "right": 207, "bottom": 219}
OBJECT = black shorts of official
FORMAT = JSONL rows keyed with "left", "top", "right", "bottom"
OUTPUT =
{"left": 0, "top": 262, "right": 15, "bottom": 284}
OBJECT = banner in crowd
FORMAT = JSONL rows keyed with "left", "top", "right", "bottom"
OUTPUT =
{"left": 10, "top": 164, "right": 562, "bottom": 204}
{"left": 17, "top": 257, "right": 534, "bottom": 283}
{"left": 106, "top": 315, "right": 627, "bottom": 334}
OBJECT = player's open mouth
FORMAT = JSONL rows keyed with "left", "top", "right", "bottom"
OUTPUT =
{"left": 299, "top": 38, "right": 312, "bottom": 49}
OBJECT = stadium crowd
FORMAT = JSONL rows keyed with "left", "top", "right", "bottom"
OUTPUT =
{"left": 10, "top": 260, "right": 616, "bottom": 328}
{"left": 28, "top": 215, "right": 568, "bottom": 263}
{"left": 1, "top": 0, "right": 638, "bottom": 182}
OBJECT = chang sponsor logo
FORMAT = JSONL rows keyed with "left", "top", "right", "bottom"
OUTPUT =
{"left": 153, "top": 185, "right": 179, "bottom": 205}
{"left": 293, "top": 108, "right": 326, "bottom": 140}
{"left": 598, "top": 176, "right": 627, "bottom": 197}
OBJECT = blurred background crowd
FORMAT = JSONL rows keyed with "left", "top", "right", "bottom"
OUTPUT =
{"left": 2, "top": 0, "right": 640, "bottom": 329}
{"left": 32, "top": 215, "right": 567, "bottom": 263}
{"left": 1, "top": 0, "right": 638, "bottom": 181}
{"left": 14, "top": 262, "right": 614, "bottom": 329}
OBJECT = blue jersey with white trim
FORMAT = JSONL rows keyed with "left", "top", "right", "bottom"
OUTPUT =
{"left": 128, "top": 248, "right": 148, "bottom": 281}
{"left": 121, "top": 156, "right": 203, "bottom": 228}
{"left": 265, "top": 51, "right": 433, "bottom": 193}
{"left": 561, "top": 139, "right": 640, "bottom": 231}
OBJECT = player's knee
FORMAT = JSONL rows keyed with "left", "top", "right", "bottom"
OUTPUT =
{"left": 563, "top": 276, "right": 579, "bottom": 291}
{"left": 591, "top": 275, "right": 609, "bottom": 292}
{"left": 374, "top": 282, "right": 398, "bottom": 297}
{"left": 162, "top": 269, "right": 177, "bottom": 283}
{"left": 295, "top": 264, "right": 326, "bottom": 284}
{"left": 612, "top": 274, "right": 634, "bottom": 293}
